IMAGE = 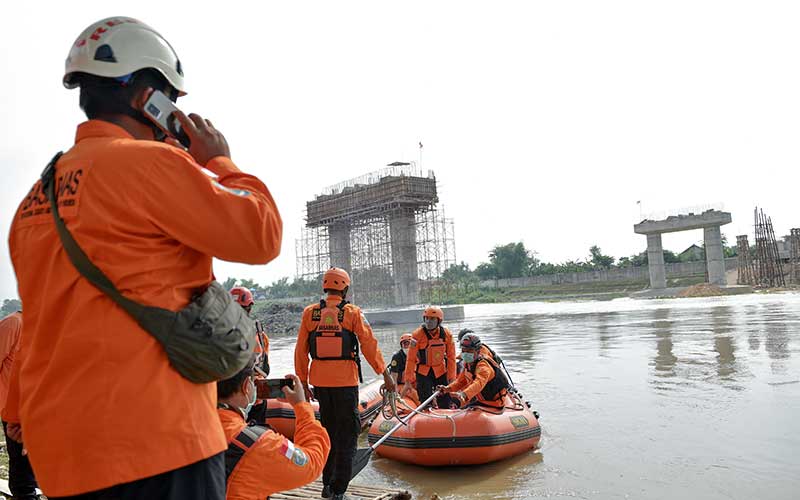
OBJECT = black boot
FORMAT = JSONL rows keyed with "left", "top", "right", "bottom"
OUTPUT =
{"left": 321, "top": 484, "right": 333, "bottom": 498}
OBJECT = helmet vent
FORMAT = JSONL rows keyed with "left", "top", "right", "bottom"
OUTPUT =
{"left": 176, "top": 59, "right": 183, "bottom": 76}
{"left": 93, "top": 44, "right": 117, "bottom": 63}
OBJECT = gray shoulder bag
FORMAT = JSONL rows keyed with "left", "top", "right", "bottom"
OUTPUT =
{"left": 41, "top": 152, "right": 255, "bottom": 384}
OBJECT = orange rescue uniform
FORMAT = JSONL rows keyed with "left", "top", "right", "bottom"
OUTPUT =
{"left": 7, "top": 120, "right": 282, "bottom": 496}
{"left": 220, "top": 402, "right": 330, "bottom": 499}
{"left": 0, "top": 312, "right": 22, "bottom": 413}
{"left": 446, "top": 356, "right": 507, "bottom": 408}
{"left": 295, "top": 296, "right": 386, "bottom": 387}
{"left": 403, "top": 326, "right": 456, "bottom": 385}
{"left": 447, "top": 346, "right": 507, "bottom": 408}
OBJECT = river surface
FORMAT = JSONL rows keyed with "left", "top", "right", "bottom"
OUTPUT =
{"left": 269, "top": 293, "right": 800, "bottom": 499}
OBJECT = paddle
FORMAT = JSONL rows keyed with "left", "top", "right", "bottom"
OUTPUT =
{"left": 350, "top": 391, "right": 439, "bottom": 480}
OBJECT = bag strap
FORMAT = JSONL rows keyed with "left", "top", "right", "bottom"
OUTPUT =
{"left": 225, "top": 423, "right": 268, "bottom": 479}
{"left": 41, "top": 152, "right": 155, "bottom": 323}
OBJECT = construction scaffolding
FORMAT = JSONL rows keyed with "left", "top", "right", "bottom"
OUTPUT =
{"left": 736, "top": 235, "right": 755, "bottom": 285}
{"left": 753, "top": 207, "right": 785, "bottom": 288}
{"left": 791, "top": 228, "right": 800, "bottom": 285}
{"left": 296, "top": 163, "right": 456, "bottom": 308}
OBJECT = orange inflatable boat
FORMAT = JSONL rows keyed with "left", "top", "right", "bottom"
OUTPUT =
{"left": 367, "top": 392, "right": 541, "bottom": 466}
{"left": 265, "top": 378, "right": 384, "bottom": 438}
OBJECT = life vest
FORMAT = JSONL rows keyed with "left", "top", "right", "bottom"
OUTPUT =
{"left": 308, "top": 300, "right": 363, "bottom": 382}
{"left": 417, "top": 327, "right": 448, "bottom": 369}
{"left": 468, "top": 354, "right": 511, "bottom": 403}
{"left": 220, "top": 406, "right": 268, "bottom": 480}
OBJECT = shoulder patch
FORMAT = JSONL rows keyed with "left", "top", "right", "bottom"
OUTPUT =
{"left": 211, "top": 179, "right": 251, "bottom": 197}
{"left": 279, "top": 438, "right": 307, "bottom": 466}
{"left": 391, "top": 359, "right": 397, "bottom": 367}
{"left": 292, "top": 447, "right": 308, "bottom": 466}
{"left": 311, "top": 308, "right": 321, "bottom": 321}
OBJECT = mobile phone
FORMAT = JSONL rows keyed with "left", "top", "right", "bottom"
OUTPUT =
{"left": 255, "top": 378, "right": 295, "bottom": 399}
{"left": 142, "top": 89, "right": 190, "bottom": 147}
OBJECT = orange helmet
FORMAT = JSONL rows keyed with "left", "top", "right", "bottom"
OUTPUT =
{"left": 423, "top": 306, "right": 444, "bottom": 321}
{"left": 322, "top": 267, "right": 350, "bottom": 291}
{"left": 400, "top": 333, "right": 413, "bottom": 346}
{"left": 229, "top": 286, "right": 254, "bottom": 307}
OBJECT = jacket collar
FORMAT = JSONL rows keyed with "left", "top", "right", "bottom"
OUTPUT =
{"left": 75, "top": 120, "right": 136, "bottom": 143}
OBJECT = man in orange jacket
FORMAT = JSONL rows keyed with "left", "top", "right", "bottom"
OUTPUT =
{"left": 294, "top": 268, "right": 396, "bottom": 500}
{"left": 230, "top": 286, "right": 270, "bottom": 424}
{"left": 438, "top": 333, "right": 512, "bottom": 409}
{"left": 0, "top": 311, "right": 39, "bottom": 500}
{"left": 401, "top": 306, "right": 456, "bottom": 408}
{"left": 217, "top": 360, "right": 330, "bottom": 499}
{"left": 7, "top": 17, "right": 282, "bottom": 498}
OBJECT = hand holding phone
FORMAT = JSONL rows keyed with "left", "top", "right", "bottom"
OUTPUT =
{"left": 256, "top": 377, "right": 296, "bottom": 400}
{"left": 141, "top": 90, "right": 230, "bottom": 167}
{"left": 172, "top": 110, "right": 231, "bottom": 168}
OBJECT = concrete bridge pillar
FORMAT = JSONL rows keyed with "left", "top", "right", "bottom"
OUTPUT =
{"left": 704, "top": 225, "right": 726, "bottom": 286}
{"left": 647, "top": 233, "right": 667, "bottom": 289}
{"left": 328, "top": 224, "right": 351, "bottom": 272}
{"left": 389, "top": 212, "right": 420, "bottom": 306}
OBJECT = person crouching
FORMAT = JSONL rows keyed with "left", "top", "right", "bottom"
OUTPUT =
{"left": 217, "top": 358, "right": 330, "bottom": 499}
{"left": 437, "top": 333, "right": 512, "bottom": 409}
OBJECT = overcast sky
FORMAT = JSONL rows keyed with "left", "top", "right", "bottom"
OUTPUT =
{"left": 2, "top": 1, "right": 799, "bottom": 299}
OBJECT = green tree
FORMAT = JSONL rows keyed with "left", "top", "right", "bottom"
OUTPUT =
{"left": 488, "top": 242, "right": 538, "bottom": 279}
{"left": 1, "top": 298, "right": 21, "bottom": 317}
{"left": 663, "top": 250, "right": 681, "bottom": 264}
{"left": 475, "top": 262, "right": 498, "bottom": 280}
{"left": 442, "top": 262, "right": 478, "bottom": 293}
{"left": 589, "top": 245, "right": 615, "bottom": 268}
{"left": 267, "top": 277, "right": 291, "bottom": 298}
{"left": 222, "top": 277, "right": 237, "bottom": 290}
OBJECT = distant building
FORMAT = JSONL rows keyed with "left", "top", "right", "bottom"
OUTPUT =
{"left": 679, "top": 244, "right": 705, "bottom": 261}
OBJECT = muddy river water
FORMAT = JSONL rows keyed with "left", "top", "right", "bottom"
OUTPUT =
{"left": 270, "top": 293, "right": 800, "bottom": 499}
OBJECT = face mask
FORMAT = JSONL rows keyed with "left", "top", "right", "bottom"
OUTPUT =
{"left": 462, "top": 352, "right": 475, "bottom": 364}
{"left": 244, "top": 378, "right": 257, "bottom": 415}
{"left": 402, "top": 348, "right": 409, "bottom": 356}
{"left": 423, "top": 318, "right": 438, "bottom": 331}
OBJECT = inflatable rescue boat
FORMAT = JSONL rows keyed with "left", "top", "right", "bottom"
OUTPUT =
{"left": 367, "top": 391, "right": 541, "bottom": 466}
{"left": 265, "top": 378, "right": 384, "bottom": 438}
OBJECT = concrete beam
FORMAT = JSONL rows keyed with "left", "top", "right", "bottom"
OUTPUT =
{"left": 704, "top": 226, "right": 726, "bottom": 285}
{"left": 634, "top": 210, "right": 732, "bottom": 235}
{"left": 647, "top": 233, "right": 667, "bottom": 289}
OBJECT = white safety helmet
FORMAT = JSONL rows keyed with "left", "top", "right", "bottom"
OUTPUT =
{"left": 63, "top": 17, "right": 186, "bottom": 95}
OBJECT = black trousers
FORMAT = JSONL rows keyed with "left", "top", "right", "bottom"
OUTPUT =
{"left": 416, "top": 371, "right": 452, "bottom": 408}
{"left": 315, "top": 386, "right": 359, "bottom": 495}
{"left": 49, "top": 452, "right": 225, "bottom": 500}
{"left": 2, "top": 420, "right": 38, "bottom": 499}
